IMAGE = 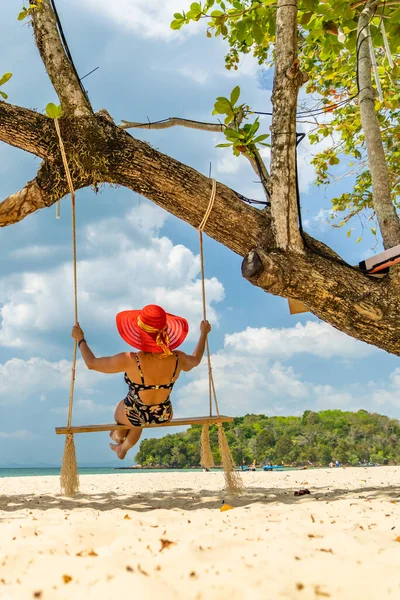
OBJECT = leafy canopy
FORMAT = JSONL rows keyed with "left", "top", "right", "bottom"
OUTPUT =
{"left": 135, "top": 410, "right": 400, "bottom": 467}
{"left": 171, "top": 1, "right": 400, "bottom": 236}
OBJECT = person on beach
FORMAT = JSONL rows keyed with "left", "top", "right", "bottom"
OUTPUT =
{"left": 72, "top": 304, "right": 211, "bottom": 459}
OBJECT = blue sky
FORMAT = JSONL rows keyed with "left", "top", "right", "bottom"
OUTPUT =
{"left": 1, "top": 1, "right": 399, "bottom": 467}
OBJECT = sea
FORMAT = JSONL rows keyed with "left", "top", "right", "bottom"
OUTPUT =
{"left": 0, "top": 467, "right": 211, "bottom": 478}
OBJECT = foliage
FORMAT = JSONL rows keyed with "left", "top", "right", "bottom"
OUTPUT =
{"left": 45, "top": 102, "right": 62, "bottom": 119}
{"left": 0, "top": 72, "right": 12, "bottom": 100}
{"left": 171, "top": 1, "right": 400, "bottom": 235}
{"left": 18, "top": 0, "right": 43, "bottom": 22}
{"left": 213, "top": 86, "right": 270, "bottom": 156}
{"left": 135, "top": 409, "right": 400, "bottom": 467}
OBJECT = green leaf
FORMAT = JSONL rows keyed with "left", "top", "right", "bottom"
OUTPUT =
{"left": 213, "top": 97, "right": 231, "bottom": 114}
{"left": 173, "top": 12, "right": 183, "bottom": 19}
{"left": 230, "top": 85, "right": 240, "bottom": 106}
{"left": 0, "top": 90, "right": 8, "bottom": 100}
{"left": 347, "top": 230, "right": 351, "bottom": 238}
{"left": 250, "top": 119, "right": 260, "bottom": 134}
{"left": 236, "top": 21, "right": 247, "bottom": 42}
{"left": 0, "top": 72, "right": 12, "bottom": 86}
{"left": 216, "top": 143, "right": 233, "bottom": 147}
{"left": 356, "top": 237, "right": 362, "bottom": 243}
{"left": 253, "top": 134, "right": 269, "bottom": 143}
{"left": 253, "top": 23, "right": 263, "bottom": 43}
{"left": 224, "top": 127, "right": 241, "bottom": 139}
{"left": 45, "top": 103, "right": 62, "bottom": 119}
{"left": 170, "top": 19, "right": 183, "bottom": 30}
{"left": 18, "top": 9, "right": 27, "bottom": 20}
{"left": 371, "top": 227, "right": 377, "bottom": 236}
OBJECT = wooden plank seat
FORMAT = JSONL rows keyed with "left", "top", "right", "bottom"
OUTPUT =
{"left": 56, "top": 415, "right": 234, "bottom": 435}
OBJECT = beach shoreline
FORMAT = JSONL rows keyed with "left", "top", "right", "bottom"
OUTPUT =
{"left": 0, "top": 467, "right": 399, "bottom": 599}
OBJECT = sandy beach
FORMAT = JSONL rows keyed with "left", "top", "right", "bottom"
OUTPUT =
{"left": 0, "top": 467, "right": 399, "bottom": 599}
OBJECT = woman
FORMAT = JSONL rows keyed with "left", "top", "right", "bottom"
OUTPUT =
{"left": 72, "top": 304, "right": 211, "bottom": 459}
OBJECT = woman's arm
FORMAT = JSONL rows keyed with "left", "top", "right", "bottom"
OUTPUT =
{"left": 179, "top": 320, "right": 211, "bottom": 372}
{"left": 72, "top": 323, "right": 130, "bottom": 373}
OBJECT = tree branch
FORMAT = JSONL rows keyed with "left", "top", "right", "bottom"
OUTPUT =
{"left": 30, "top": 0, "right": 92, "bottom": 117}
{"left": 242, "top": 247, "right": 400, "bottom": 356}
{"left": 0, "top": 178, "right": 52, "bottom": 226}
{"left": 247, "top": 146, "right": 271, "bottom": 203}
{"left": 0, "top": 102, "right": 53, "bottom": 159}
{"left": 357, "top": 0, "right": 400, "bottom": 249}
{"left": 121, "top": 116, "right": 271, "bottom": 203}
{"left": 0, "top": 159, "right": 94, "bottom": 226}
{"left": 0, "top": 113, "right": 273, "bottom": 256}
{"left": 120, "top": 117, "right": 225, "bottom": 132}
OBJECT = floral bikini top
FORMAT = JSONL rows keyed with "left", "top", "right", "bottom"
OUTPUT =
{"left": 124, "top": 353, "right": 179, "bottom": 401}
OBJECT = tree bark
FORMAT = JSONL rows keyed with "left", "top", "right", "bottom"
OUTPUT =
{"left": 269, "top": 0, "right": 305, "bottom": 252}
{"left": 120, "top": 117, "right": 226, "bottom": 132}
{"left": 357, "top": 0, "right": 400, "bottom": 249}
{"left": 0, "top": 102, "right": 52, "bottom": 158}
{"left": 30, "top": 0, "right": 92, "bottom": 117}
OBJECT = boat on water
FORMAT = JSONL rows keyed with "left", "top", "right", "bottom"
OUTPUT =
{"left": 262, "top": 465, "right": 284, "bottom": 471}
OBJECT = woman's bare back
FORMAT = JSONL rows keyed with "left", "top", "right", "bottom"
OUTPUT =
{"left": 124, "top": 351, "right": 183, "bottom": 405}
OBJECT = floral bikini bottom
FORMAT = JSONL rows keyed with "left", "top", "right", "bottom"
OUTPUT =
{"left": 124, "top": 395, "right": 173, "bottom": 427}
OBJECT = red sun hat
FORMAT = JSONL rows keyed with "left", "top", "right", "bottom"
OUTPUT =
{"left": 116, "top": 304, "right": 188, "bottom": 355}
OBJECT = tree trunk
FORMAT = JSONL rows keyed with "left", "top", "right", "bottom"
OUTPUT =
{"left": 269, "top": 0, "right": 305, "bottom": 252}
{"left": 357, "top": 0, "right": 400, "bottom": 249}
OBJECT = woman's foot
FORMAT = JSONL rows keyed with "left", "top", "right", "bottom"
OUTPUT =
{"left": 109, "top": 430, "right": 126, "bottom": 444}
{"left": 109, "top": 443, "right": 128, "bottom": 460}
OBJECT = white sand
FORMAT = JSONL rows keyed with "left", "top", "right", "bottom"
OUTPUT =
{"left": 0, "top": 467, "right": 399, "bottom": 599}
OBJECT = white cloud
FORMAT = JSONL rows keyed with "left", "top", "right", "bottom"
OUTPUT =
{"left": 174, "top": 341, "right": 400, "bottom": 420}
{"left": 0, "top": 204, "right": 224, "bottom": 350}
{"left": 76, "top": 399, "right": 115, "bottom": 413}
{"left": 76, "top": 0, "right": 202, "bottom": 40}
{"left": 304, "top": 208, "right": 335, "bottom": 231}
{"left": 176, "top": 67, "right": 209, "bottom": 85}
{"left": 0, "top": 430, "right": 32, "bottom": 439}
{"left": 175, "top": 351, "right": 310, "bottom": 417}
{"left": 224, "top": 321, "right": 374, "bottom": 360}
{"left": 215, "top": 152, "right": 242, "bottom": 175}
{"left": 172, "top": 321, "right": 387, "bottom": 420}
{"left": 0, "top": 357, "right": 99, "bottom": 406}
{"left": 10, "top": 245, "right": 61, "bottom": 259}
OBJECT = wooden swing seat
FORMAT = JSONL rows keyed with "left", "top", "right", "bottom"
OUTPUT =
{"left": 55, "top": 415, "right": 234, "bottom": 435}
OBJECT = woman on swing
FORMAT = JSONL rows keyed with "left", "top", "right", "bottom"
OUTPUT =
{"left": 72, "top": 304, "right": 211, "bottom": 459}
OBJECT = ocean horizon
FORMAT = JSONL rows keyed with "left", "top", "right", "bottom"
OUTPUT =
{"left": 0, "top": 466, "right": 218, "bottom": 478}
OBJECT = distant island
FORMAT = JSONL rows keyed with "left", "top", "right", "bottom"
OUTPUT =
{"left": 134, "top": 410, "right": 400, "bottom": 468}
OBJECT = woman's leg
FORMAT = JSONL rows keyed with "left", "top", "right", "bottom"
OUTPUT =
{"left": 110, "top": 400, "right": 130, "bottom": 443}
{"left": 110, "top": 400, "right": 143, "bottom": 459}
{"left": 110, "top": 427, "right": 142, "bottom": 460}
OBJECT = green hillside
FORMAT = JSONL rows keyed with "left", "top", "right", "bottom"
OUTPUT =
{"left": 134, "top": 410, "right": 400, "bottom": 468}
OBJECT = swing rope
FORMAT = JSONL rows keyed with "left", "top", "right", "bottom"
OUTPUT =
{"left": 54, "top": 118, "right": 80, "bottom": 496}
{"left": 198, "top": 178, "right": 219, "bottom": 420}
{"left": 197, "top": 179, "right": 243, "bottom": 494}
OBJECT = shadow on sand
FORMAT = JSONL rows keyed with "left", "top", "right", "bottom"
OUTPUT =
{"left": 1, "top": 483, "right": 399, "bottom": 515}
